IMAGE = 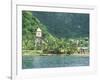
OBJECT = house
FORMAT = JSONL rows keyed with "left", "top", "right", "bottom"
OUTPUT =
{"left": 77, "top": 47, "right": 89, "bottom": 54}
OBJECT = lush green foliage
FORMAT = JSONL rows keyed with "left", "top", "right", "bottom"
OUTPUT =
{"left": 22, "top": 11, "right": 50, "bottom": 50}
{"left": 22, "top": 11, "right": 89, "bottom": 55}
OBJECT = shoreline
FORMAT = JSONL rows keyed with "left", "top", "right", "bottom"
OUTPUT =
{"left": 22, "top": 53, "right": 89, "bottom": 57}
{"left": 22, "top": 50, "right": 89, "bottom": 57}
{"left": 71, "top": 53, "right": 89, "bottom": 57}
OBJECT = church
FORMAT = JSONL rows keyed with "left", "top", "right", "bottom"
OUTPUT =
{"left": 35, "top": 27, "right": 42, "bottom": 47}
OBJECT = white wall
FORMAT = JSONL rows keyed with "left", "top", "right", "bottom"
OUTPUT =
{"left": 0, "top": 0, "right": 100, "bottom": 80}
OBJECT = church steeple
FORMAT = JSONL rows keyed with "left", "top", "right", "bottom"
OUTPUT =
{"left": 35, "top": 27, "right": 42, "bottom": 49}
{"left": 36, "top": 27, "right": 42, "bottom": 37}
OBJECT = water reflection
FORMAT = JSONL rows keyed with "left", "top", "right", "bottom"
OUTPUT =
{"left": 22, "top": 55, "right": 89, "bottom": 69}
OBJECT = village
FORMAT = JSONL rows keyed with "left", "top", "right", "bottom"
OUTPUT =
{"left": 22, "top": 27, "right": 89, "bottom": 56}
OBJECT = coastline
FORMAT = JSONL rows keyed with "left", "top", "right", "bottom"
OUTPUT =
{"left": 22, "top": 54, "right": 89, "bottom": 57}
{"left": 71, "top": 53, "right": 89, "bottom": 57}
{"left": 22, "top": 50, "right": 89, "bottom": 57}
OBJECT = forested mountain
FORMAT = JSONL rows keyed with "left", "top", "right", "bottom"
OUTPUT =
{"left": 32, "top": 11, "right": 89, "bottom": 38}
{"left": 22, "top": 11, "right": 89, "bottom": 50}
{"left": 22, "top": 11, "right": 55, "bottom": 49}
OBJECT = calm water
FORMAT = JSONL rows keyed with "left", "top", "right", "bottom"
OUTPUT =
{"left": 22, "top": 55, "right": 89, "bottom": 69}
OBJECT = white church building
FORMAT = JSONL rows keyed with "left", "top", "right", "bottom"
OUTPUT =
{"left": 35, "top": 27, "right": 43, "bottom": 48}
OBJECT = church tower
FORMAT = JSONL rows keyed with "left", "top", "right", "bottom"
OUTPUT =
{"left": 35, "top": 27, "right": 42, "bottom": 49}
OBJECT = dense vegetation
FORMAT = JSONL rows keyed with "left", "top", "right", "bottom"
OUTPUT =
{"left": 22, "top": 11, "right": 89, "bottom": 55}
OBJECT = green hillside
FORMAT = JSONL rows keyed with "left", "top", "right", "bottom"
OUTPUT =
{"left": 22, "top": 11, "right": 89, "bottom": 55}
{"left": 22, "top": 11, "right": 55, "bottom": 50}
